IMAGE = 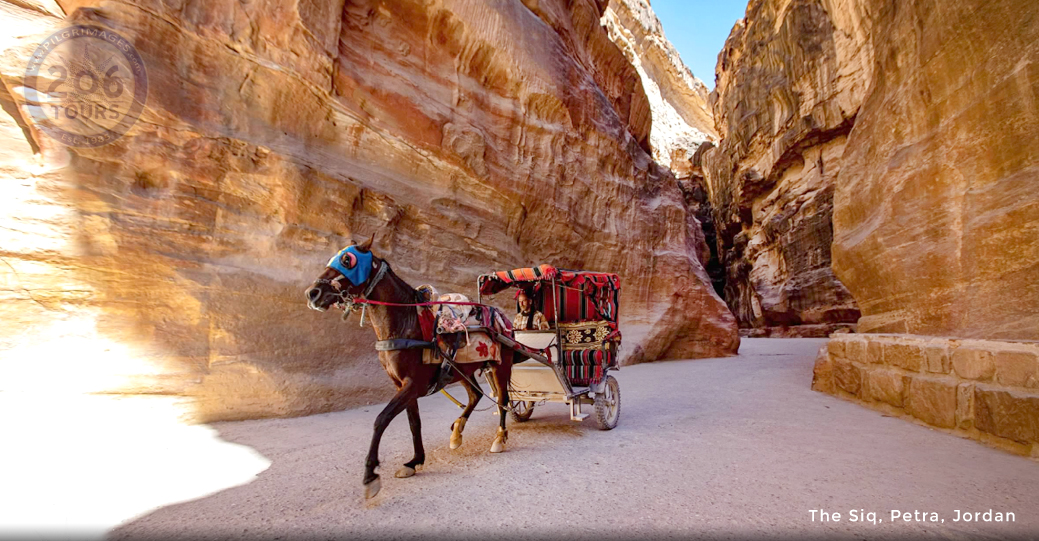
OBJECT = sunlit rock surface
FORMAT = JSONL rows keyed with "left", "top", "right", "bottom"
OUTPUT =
{"left": 830, "top": 0, "right": 1039, "bottom": 339}
{"left": 0, "top": 0, "right": 738, "bottom": 422}
{"left": 602, "top": 0, "right": 715, "bottom": 171}
{"left": 706, "top": 0, "right": 1039, "bottom": 341}
{"left": 601, "top": 0, "right": 725, "bottom": 316}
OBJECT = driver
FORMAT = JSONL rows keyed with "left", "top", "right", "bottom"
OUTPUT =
{"left": 513, "top": 290, "right": 549, "bottom": 331}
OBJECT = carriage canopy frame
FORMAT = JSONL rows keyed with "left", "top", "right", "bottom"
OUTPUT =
{"left": 476, "top": 264, "right": 621, "bottom": 325}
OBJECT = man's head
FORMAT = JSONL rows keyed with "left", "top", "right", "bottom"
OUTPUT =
{"left": 517, "top": 290, "right": 533, "bottom": 313}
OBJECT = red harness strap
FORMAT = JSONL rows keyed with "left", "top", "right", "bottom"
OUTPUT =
{"left": 354, "top": 298, "right": 554, "bottom": 363}
{"left": 352, "top": 299, "right": 491, "bottom": 308}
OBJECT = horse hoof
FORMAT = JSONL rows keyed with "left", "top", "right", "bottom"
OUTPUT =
{"left": 363, "top": 476, "right": 381, "bottom": 499}
{"left": 395, "top": 466, "right": 416, "bottom": 478}
{"left": 490, "top": 438, "right": 504, "bottom": 453}
{"left": 450, "top": 417, "right": 466, "bottom": 450}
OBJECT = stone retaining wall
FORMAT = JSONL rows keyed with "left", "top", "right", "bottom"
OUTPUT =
{"left": 813, "top": 334, "right": 1039, "bottom": 458}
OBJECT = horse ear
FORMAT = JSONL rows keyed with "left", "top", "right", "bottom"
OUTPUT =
{"left": 355, "top": 233, "right": 375, "bottom": 253}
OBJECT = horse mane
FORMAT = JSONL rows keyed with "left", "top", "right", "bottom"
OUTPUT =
{"left": 373, "top": 259, "right": 423, "bottom": 340}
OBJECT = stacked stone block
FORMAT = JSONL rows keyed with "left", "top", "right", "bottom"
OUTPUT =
{"left": 813, "top": 334, "right": 1039, "bottom": 458}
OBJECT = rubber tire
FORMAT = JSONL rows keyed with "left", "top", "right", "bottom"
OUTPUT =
{"left": 593, "top": 375, "right": 620, "bottom": 430}
{"left": 509, "top": 400, "right": 535, "bottom": 422}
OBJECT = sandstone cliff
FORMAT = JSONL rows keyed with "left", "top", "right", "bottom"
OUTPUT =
{"left": 706, "top": 0, "right": 1039, "bottom": 341}
{"left": 830, "top": 0, "right": 1039, "bottom": 339}
{"left": 0, "top": 0, "right": 739, "bottom": 422}
{"left": 602, "top": 0, "right": 725, "bottom": 304}
{"left": 602, "top": 0, "right": 716, "bottom": 171}
{"left": 703, "top": 0, "right": 864, "bottom": 336}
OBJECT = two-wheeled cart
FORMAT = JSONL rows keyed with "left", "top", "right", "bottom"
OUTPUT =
{"left": 476, "top": 265, "right": 621, "bottom": 430}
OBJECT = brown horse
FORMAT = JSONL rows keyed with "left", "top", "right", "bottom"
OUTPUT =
{"left": 304, "top": 235, "right": 515, "bottom": 499}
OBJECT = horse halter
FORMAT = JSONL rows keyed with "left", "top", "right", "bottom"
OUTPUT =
{"left": 318, "top": 257, "right": 390, "bottom": 321}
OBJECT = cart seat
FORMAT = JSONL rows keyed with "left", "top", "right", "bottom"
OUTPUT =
{"left": 513, "top": 330, "right": 557, "bottom": 364}
{"left": 557, "top": 320, "right": 618, "bottom": 385}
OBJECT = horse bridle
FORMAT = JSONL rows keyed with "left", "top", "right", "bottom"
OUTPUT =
{"left": 316, "top": 257, "right": 391, "bottom": 318}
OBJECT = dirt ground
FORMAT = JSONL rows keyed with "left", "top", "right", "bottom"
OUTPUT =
{"left": 107, "top": 338, "right": 1039, "bottom": 540}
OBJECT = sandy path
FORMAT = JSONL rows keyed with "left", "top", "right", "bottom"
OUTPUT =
{"left": 110, "top": 339, "right": 1039, "bottom": 540}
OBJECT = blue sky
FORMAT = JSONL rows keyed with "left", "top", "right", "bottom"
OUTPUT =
{"left": 650, "top": 0, "right": 748, "bottom": 89}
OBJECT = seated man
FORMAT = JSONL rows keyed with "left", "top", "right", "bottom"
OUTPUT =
{"left": 513, "top": 290, "right": 549, "bottom": 331}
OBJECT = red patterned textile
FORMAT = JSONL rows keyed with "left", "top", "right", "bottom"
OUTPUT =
{"left": 418, "top": 307, "right": 436, "bottom": 342}
{"left": 479, "top": 265, "right": 557, "bottom": 293}
{"left": 559, "top": 349, "right": 614, "bottom": 386}
{"left": 476, "top": 265, "right": 621, "bottom": 379}
{"left": 444, "top": 332, "right": 501, "bottom": 364}
{"left": 541, "top": 273, "right": 620, "bottom": 324}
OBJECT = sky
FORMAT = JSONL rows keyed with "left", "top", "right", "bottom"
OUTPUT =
{"left": 650, "top": 0, "right": 749, "bottom": 89}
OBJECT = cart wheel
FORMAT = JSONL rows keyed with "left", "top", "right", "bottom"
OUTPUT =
{"left": 593, "top": 375, "right": 620, "bottom": 430}
{"left": 509, "top": 400, "right": 535, "bottom": 422}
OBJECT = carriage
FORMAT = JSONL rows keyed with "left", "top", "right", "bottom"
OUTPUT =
{"left": 474, "top": 264, "right": 622, "bottom": 430}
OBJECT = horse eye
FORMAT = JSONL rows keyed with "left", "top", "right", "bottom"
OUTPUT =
{"left": 341, "top": 252, "right": 356, "bottom": 268}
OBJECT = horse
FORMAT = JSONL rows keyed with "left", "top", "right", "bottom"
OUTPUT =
{"left": 304, "top": 235, "right": 515, "bottom": 499}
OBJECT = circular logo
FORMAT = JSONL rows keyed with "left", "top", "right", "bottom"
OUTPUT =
{"left": 23, "top": 24, "right": 148, "bottom": 148}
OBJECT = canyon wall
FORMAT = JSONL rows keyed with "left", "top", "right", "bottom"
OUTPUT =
{"left": 703, "top": 0, "right": 866, "bottom": 336}
{"left": 707, "top": 0, "right": 1039, "bottom": 340}
{"left": 711, "top": 0, "right": 1039, "bottom": 454}
{"left": 831, "top": 0, "right": 1039, "bottom": 339}
{"left": 0, "top": 0, "right": 738, "bottom": 422}
{"left": 602, "top": 0, "right": 725, "bottom": 297}
{"left": 601, "top": 0, "right": 716, "bottom": 171}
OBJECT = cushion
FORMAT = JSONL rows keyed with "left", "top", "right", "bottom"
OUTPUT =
{"left": 558, "top": 320, "right": 616, "bottom": 350}
{"left": 559, "top": 349, "right": 614, "bottom": 386}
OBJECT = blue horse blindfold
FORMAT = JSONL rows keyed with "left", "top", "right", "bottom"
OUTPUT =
{"left": 327, "top": 245, "right": 374, "bottom": 286}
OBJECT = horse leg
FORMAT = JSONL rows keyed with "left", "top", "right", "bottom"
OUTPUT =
{"left": 363, "top": 378, "right": 416, "bottom": 499}
{"left": 489, "top": 360, "right": 512, "bottom": 453}
{"left": 450, "top": 376, "right": 483, "bottom": 450}
{"left": 395, "top": 400, "right": 424, "bottom": 479}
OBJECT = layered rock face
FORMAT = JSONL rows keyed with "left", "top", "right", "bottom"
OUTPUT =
{"left": 0, "top": 0, "right": 738, "bottom": 421}
{"left": 602, "top": 0, "right": 716, "bottom": 171}
{"left": 831, "top": 0, "right": 1039, "bottom": 339}
{"left": 601, "top": 0, "right": 724, "bottom": 297}
{"left": 707, "top": 0, "right": 1039, "bottom": 341}
{"left": 703, "top": 0, "right": 864, "bottom": 335}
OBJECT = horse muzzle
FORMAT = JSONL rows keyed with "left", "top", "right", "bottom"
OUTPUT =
{"left": 305, "top": 285, "right": 334, "bottom": 311}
